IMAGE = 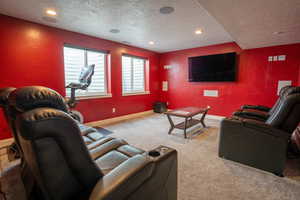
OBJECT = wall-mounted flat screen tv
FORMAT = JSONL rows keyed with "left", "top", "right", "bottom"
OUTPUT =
{"left": 188, "top": 52, "right": 236, "bottom": 82}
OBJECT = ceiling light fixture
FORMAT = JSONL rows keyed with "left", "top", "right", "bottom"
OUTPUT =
{"left": 46, "top": 9, "right": 57, "bottom": 16}
{"left": 195, "top": 29, "right": 203, "bottom": 35}
{"left": 159, "top": 6, "right": 175, "bottom": 14}
{"left": 110, "top": 29, "right": 120, "bottom": 33}
{"left": 149, "top": 41, "right": 155, "bottom": 45}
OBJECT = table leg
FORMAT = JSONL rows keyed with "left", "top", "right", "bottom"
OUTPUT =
{"left": 200, "top": 110, "right": 208, "bottom": 128}
{"left": 184, "top": 117, "right": 188, "bottom": 139}
{"left": 166, "top": 114, "right": 175, "bottom": 135}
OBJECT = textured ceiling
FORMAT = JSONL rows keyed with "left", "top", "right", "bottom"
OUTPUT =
{"left": 0, "top": 0, "right": 233, "bottom": 52}
{"left": 197, "top": 0, "right": 300, "bottom": 49}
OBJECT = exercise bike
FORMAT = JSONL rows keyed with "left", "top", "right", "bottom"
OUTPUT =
{"left": 66, "top": 64, "right": 95, "bottom": 123}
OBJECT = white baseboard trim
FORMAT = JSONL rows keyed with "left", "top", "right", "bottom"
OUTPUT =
{"left": 85, "top": 110, "right": 225, "bottom": 127}
{"left": 85, "top": 110, "right": 154, "bottom": 127}
{"left": 206, "top": 114, "right": 225, "bottom": 121}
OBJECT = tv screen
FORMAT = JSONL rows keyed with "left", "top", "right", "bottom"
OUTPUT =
{"left": 188, "top": 52, "right": 236, "bottom": 82}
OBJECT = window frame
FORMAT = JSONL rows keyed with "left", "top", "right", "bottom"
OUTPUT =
{"left": 121, "top": 54, "right": 150, "bottom": 96}
{"left": 63, "top": 45, "right": 111, "bottom": 99}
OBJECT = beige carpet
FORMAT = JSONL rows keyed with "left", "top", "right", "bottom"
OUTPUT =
{"left": 1, "top": 113, "right": 300, "bottom": 200}
{"left": 106, "top": 113, "right": 300, "bottom": 200}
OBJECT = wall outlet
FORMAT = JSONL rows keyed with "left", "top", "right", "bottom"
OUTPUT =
{"left": 112, "top": 108, "right": 116, "bottom": 113}
{"left": 278, "top": 55, "right": 286, "bottom": 61}
{"left": 268, "top": 56, "right": 273, "bottom": 62}
{"left": 164, "top": 65, "right": 172, "bottom": 69}
{"left": 268, "top": 55, "right": 286, "bottom": 62}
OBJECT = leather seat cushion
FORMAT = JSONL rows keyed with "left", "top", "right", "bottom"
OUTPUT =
{"left": 82, "top": 136, "right": 93, "bottom": 145}
{"left": 89, "top": 138, "right": 127, "bottom": 160}
{"left": 241, "top": 108, "right": 269, "bottom": 115}
{"left": 86, "top": 131, "right": 105, "bottom": 141}
{"left": 77, "top": 123, "right": 98, "bottom": 136}
{"left": 117, "top": 145, "right": 145, "bottom": 157}
{"left": 87, "top": 137, "right": 114, "bottom": 150}
{"left": 94, "top": 150, "right": 129, "bottom": 174}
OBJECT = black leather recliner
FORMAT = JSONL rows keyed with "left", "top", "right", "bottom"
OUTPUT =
{"left": 219, "top": 92, "right": 300, "bottom": 176}
{"left": 0, "top": 87, "right": 116, "bottom": 198}
{"left": 7, "top": 86, "right": 178, "bottom": 200}
{"left": 0, "top": 87, "right": 103, "bottom": 145}
{"left": 233, "top": 86, "right": 294, "bottom": 121}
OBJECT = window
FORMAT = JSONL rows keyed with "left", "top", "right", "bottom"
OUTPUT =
{"left": 63, "top": 46, "right": 108, "bottom": 97}
{"left": 122, "top": 55, "right": 147, "bottom": 94}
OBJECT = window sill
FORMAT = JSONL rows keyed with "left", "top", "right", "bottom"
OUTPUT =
{"left": 66, "top": 93, "right": 112, "bottom": 100}
{"left": 122, "top": 91, "right": 150, "bottom": 96}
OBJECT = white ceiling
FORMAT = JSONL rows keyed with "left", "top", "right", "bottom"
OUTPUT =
{"left": 0, "top": 0, "right": 233, "bottom": 52}
{"left": 0, "top": 0, "right": 299, "bottom": 52}
{"left": 197, "top": 0, "right": 300, "bottom": 49}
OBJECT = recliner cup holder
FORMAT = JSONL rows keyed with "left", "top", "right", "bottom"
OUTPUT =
{"left": 148, "top": 150, "right": 160, "bottom": 157}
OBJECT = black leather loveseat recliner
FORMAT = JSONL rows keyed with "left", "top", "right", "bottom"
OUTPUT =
{"left": 3, "top": 86, "right": 178, "bottom": 200}
{"left": 233, "top": 85, "right": 293, "bottom": 121}
{"left": 219, "top": 89, "right": 300, "bottom": 176}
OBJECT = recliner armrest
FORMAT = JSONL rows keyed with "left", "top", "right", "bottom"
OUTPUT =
{"left": 89, "top": 155, "right": 154, "bottom": 200}
{"left": 233, "top": 110, "right": 269, "bottom": 121}
{"left": 225, "top": 117, "right": 290, "bottom": 139}
{"left": 241, "top": 118, "right": 290, "bottom": 139}
{"left": 241, "top": 105, "right": 271, "bottom": 112}
{"left": 219, "top": 117, "right": 290, "bottom": 175}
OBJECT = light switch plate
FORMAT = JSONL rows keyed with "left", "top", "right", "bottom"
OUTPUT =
{"left": 268, "top": 56, "right": 273, "bottom": 61}
{"left": 278, "top": 55, "right": 286, "bottom": 61}
{"left": 162, "top": 81, "right": 168, "bottom": 91}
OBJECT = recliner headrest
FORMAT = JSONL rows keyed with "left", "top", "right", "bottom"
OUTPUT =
{"left": 16, "top": 108, "right": 76, "bottom": 140}
{"left": 283, "top": 87, "right": 300, "bottom": 97}
{"left": 0, "top": 87, "right": 16, "bottom": 107}
{"left": 9, "top": 86, "right": 68, "bottom": 113}
{"left": 279, "top": 85, "right": 292, "bottom": 97}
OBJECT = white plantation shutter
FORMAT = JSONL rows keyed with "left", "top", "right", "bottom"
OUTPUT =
{"left": 64, "top": 46, "right": 107, "bottom": 97}
{"left": 86, "top": 51, "right": 106, "bottom": 95}
{"left": 122, "top": 55, "right": 146, "bottom": 93}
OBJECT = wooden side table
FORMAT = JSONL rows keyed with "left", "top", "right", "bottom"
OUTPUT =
{"left": 165, "top": 106, "right": 210, "bottom": 138}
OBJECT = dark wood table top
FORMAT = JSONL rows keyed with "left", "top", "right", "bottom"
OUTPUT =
{"left": 165, "top": 106, "right": 210, "bottom": 118}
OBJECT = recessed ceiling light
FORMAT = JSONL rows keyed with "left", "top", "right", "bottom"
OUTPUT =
{"left": 195, "top": 29, "right": 203, "bottom": 35}
{"left": 149, "top": 41, "right": 155, "bottom": 45}
{"left": 110, "top": 29, "right": 120, "bottom": 33}
{"left": 159, "top": 6, "right": 175, "bottom": 14}
{"left": 46, "top": 9, "right": 57, "bottom": 16}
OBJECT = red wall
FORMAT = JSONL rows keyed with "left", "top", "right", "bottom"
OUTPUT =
{"left": 159, "top": 42, "right": 300, "bottom": 116}
{"left": 0, "top": 15, "right": 161, "bottom": 139}
{"left": 1, "top": 14, "right": 300, "bottom": 140}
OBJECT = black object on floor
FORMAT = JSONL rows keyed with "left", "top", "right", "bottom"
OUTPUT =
{"left": 94, "top": 127, "right": 113, "bottom": 135}
{"left": 153, "top": 102, "right": 167, "bottom": 113}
